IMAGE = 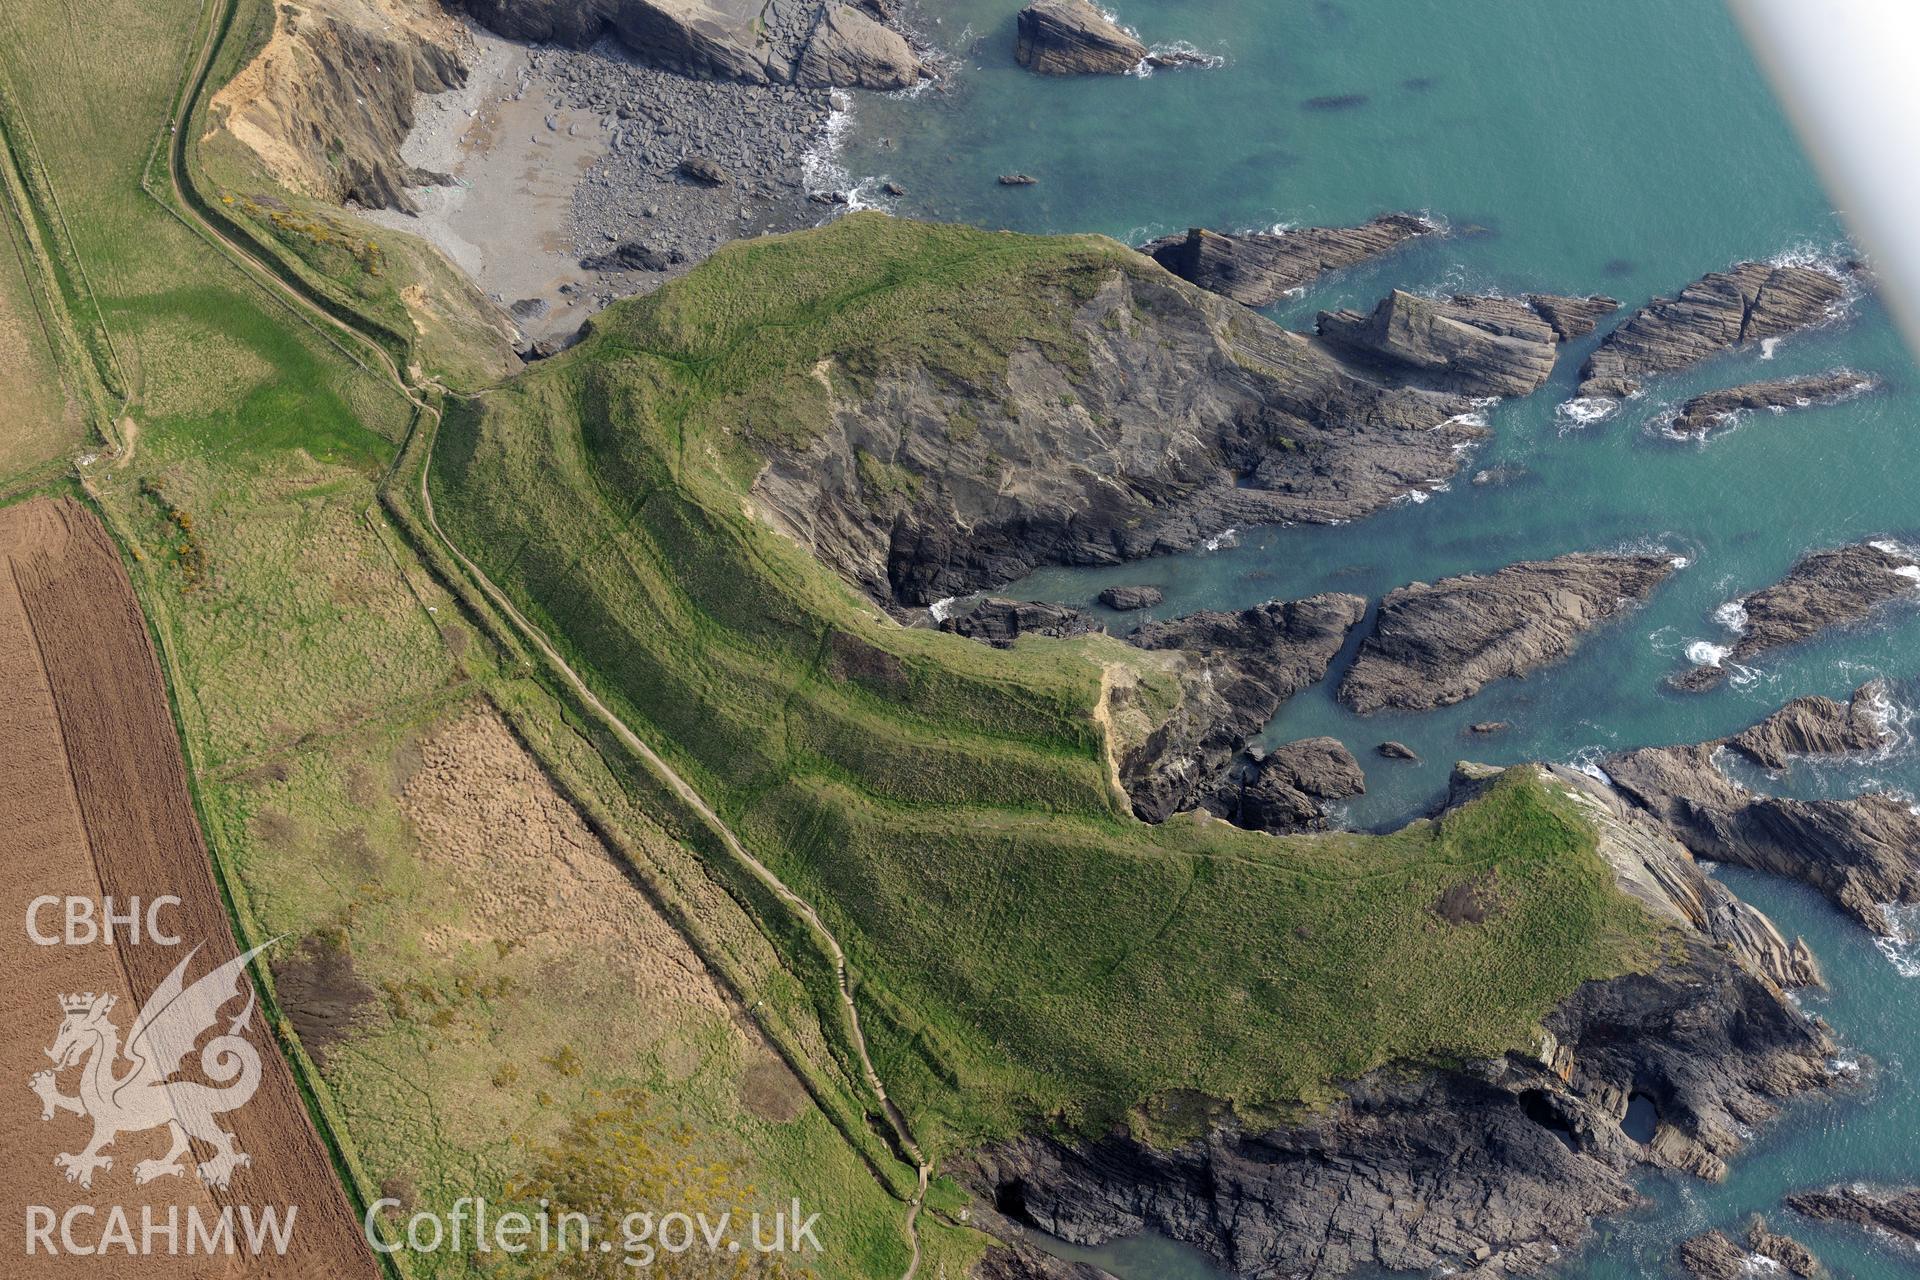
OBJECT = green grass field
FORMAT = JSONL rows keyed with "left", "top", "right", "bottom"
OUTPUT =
{"left": 0, "top": 2, "right": 981, "bottom": 1274}
{"left": 428, "top": 213, "right": 1665, "bottom": 1153}
{"left": 4, "top": 2, "right": 1674, "bottom": 1272}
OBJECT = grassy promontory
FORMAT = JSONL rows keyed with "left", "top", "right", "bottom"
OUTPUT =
{"left": 428, "top": 212, "right": 1662, "bottom": 1152}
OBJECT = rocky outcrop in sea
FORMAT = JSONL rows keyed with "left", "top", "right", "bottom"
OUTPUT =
{"left": 959, "top": 765, "right": 1836, "bottom": 1280}
{"left": 1784, "top": 1184, "right": 1920, "bottom": 1249}
{"left": 1672, "top": 540, "right": 1919, "bottom": 690}
{"left": 1316, "top": 290, "right": 1619, "bottom": 398}
{"left": 1115, "top": 594, "right": 1367, "bottom": 823}
{"left": 1725, "top": 681, "right": 1893, "bottom": 770}
{"left": 1140, "top": 214, "right": 1434, "bottom": 308}
{"left": 1605, "top": 689, "right": 1920, "bottom": 934}
{"left": 1578, "top": 261, "right": 1852, "bottom": 398}
{"left": 1666, "top": 369, "right": 1876, "bottom": 437}
{"left": 1015, "top": 0, "right": 1146, "bottom": 75}
{"left": 1336, "top": 552, "right": 1680, "bottom": 713}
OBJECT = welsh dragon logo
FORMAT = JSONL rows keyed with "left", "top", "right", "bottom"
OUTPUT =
{"left": 28, "top": 942, "right": 272, "bottom": 1190}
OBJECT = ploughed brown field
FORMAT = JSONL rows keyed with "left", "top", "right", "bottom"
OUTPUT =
{"left": 0, "top": 497, "right": 378, "bottom": 1277}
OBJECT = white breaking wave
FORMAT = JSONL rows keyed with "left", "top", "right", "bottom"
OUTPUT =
{"left": 1128, "top": 42, "right": 1227, "bottom": 77}
{"left": 1873, "top": 903, "right": 1920, "bottom": 977}
{"left": 1555, "top": 396, "right": 1619, "bottom": 430}
{"left": 928, "top": 596, "right": 961, "bottom": 623}
{"left": 801, "top": 93, "right": 857, "bottom": 198}
{"left": 1712, "top": 599, "right": 1751, "bottom": 633}
{"left": 1687, "top": 640, "right": 1733, "bottom": 667}
{"left": 1201, "top": 528, "right": 1239, "bottom": 552}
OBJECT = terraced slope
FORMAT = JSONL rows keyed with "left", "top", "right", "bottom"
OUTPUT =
{"left": 428, "top": 212, "right": 1661, "bottom": 1150}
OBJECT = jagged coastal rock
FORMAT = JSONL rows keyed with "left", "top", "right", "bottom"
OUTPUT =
{"left": 793, "top": 3, "right": 923, "bottom": 88}
{"left": 1316, "top": 290, "right": 1620, "bottom": 397}
{"left": 975, "top": 1242, "right": 1119, "bottom": 1280}
{"left": 1205, "top": 736, "right": 1365, "bottom": 834}
{"left": 1673, "top": 541, "right": 1919, "bottom": 690}
{"left": 1096, "top": 585, "right": 1163, "bottom": 610}
{"left": 1667, "top": 369, "right": 1876, "bottom": 436}
{"left": 938, "top": 598, "right": 1104, "bottom": 648}
{"left": 1552, "top": 765, "right": 1819, "bottom": 990}
{"left": 1577, "top": 262, "right": 1851, "bottom": 398}
{"left": 1377, "top": 740, "right": 1420, "bottom": 761}
{"left": 1784, "top": 1185, "right": 1920, "bottom": 1248}
{"left": 451, "top": 0, "right": 925, "bottom": 88}
{"left": 1337, "top": 553, "right": 1679, "bottom": 713}
{"left": 751, "top": 230, "right": 1486, "bottom": 606}
{"left": 1015, "top": 0, "right": 1146, "bottom": 75}
{"left": 1116, "top": 595, "right": 1367, "bottom": 822}
{"left": 1605, "top": 694, "right": 1920, "bottom": 933}
{"left": 1725, "top": 681, "right": 1893, "bottom": 770}
{"left": 1745, "top": 1219, "right": 1823, "bottom": 1278}
{"left": 1141, "top": 214, "right": 1433, "bottom": 308}
{"left": 1678, "top": 1219, "right": 1822, "bottom": 1280}
{"left": 1677, "top": 1231, "right": 1754, "bottom": 1280}
{"left": 960, "top": 767, "right": 1835, "bottom": 1280}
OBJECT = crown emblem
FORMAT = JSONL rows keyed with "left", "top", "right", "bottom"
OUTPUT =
{"left": 59, "top": 993, "right": 99, "bottom": 1013}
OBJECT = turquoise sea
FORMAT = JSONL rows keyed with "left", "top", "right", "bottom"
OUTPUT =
{"left": 839, "top": 1, "right": 1920, "bottom": 1276}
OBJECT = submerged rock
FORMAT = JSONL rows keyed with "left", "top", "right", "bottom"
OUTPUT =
{"left": 1667, "top": 369, "right": 1876, "bottom": 437}
{"left": 1784, "top": 1184, "right": 1920, "bottom": 1249}
{"left": 1015, "top": 0, "right": 1146, "bottom": 75}
{"left": 1205, "top": 737, "right": 1365, "bottom": 834}
{"left": 1097, "top": 584, "right": 1164, "bottom": 610}
{"left": 1337, "top": 552, "right": 1680, "bottom": 713}
{"left": 1141, "top": 214, "right": 1434, "bottom": 308}
{"left": 1471, "top": 463, "right": 1532, "bottom": 487}
{"left": 998, "top": 172, "right": 1040, "bottom": 186}
{"left": 960, "top": 766, "right": 1835, "bottom": 1280}
{"left": 1317, "top": 290, "right": 1619, "bottom": 398}
{"left": 938, "top": 598, "right": 1104, "bottom": 648}
{"left": 1578, "top": 262, "right": 1852, "bottom": 398}
{"left": 1673, "top": 541, "right": 1919, "bottom": 691}
{"left": 1605, "top": 703, "right": 1920, "bottom": 934}
{"left": 1117, "top": 594, "right": 1367, "bottom": 822}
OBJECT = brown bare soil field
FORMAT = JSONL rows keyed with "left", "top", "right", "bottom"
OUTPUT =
{"left": 0, "top": 497, "right": 376, "bottom": 1278}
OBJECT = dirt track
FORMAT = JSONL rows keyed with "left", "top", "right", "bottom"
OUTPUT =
{"left": 0, "top": 497, "right": 377, "bottom": 1277}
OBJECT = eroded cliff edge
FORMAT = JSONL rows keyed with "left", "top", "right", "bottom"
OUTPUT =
{"left": 960, "top": 765, "right": 1837, "bottom": 1280}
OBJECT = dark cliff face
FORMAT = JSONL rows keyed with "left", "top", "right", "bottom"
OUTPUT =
{"left": 1117, "top": 595, "right": 1367, "bottom": 822}
{"left": 957, "top": 769, "right": 1837, "bottom": 1280}
{"left": 750, "top": 264, "right": 1479, "bottom": 607}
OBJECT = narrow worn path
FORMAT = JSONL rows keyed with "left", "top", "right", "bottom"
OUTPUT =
{"left": 156, "top": 1, "right": 932, "bottom": 1271}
